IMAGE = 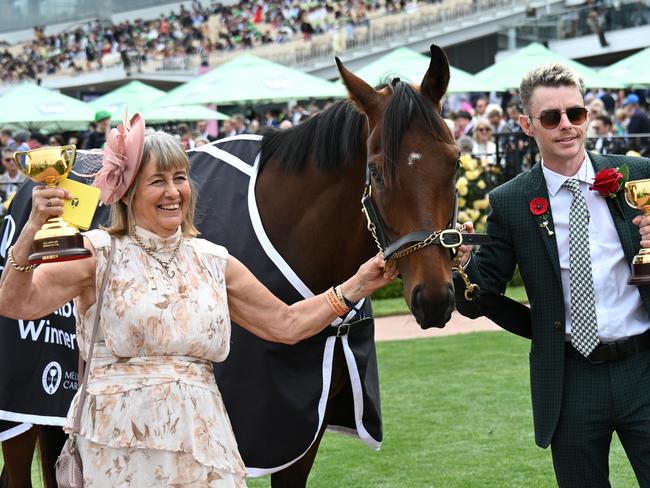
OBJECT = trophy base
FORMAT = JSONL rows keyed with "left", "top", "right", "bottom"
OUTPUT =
{"left": 628, "top": 262, "right": 650, "bottom": 285}
{"left": 28, "top": 233, "right": 92, "bottom": 265}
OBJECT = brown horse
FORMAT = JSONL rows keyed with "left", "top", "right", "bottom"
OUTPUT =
{"left": 0, "top": 424, "right": 66, "bottom": 488}
{"left": 189, "top": 44, "right": 460, "bottom": 487}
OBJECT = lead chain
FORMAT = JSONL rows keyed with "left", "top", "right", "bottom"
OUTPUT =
{"left": 389, "top": 232, "right": 439, "bottom": 262}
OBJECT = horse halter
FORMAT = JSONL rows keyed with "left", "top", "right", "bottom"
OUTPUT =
{"left": 361, "top": 160, "right": 463, "bottom": 262}
{"left": 361, "top": 160, "right": 492, "bottom": 263}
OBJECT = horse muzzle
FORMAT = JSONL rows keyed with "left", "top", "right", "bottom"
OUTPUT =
{"left": 410, "top": 282, "right": 455, "bottom": 329}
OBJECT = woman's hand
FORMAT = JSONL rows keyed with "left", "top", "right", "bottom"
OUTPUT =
{"left": 633, "top": 214, "right": 650, "bottom": 248}
{"left": 341, "top": 253, "right": 399, "bottom": 303}
{"left": 27, "top": 185, "right": 70, "bottom": 230}
{"left": 456, "top": 221, "right": 475, "bottom": 266}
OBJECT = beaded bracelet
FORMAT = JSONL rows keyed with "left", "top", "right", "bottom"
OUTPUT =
{"left": 325, "top": 286, "right": 350, "bottom": 317}
{"left": 7, "top": 246, "right": 38, "bottom": 273}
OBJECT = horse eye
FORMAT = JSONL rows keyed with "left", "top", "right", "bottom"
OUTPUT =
{"left": 369, "top": 164, "right": 383, "bottom": 185}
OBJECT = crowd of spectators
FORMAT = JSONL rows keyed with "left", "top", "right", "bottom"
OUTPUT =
{"left": 1, "top": 85, "right": 648, "bottom": 221}
{"left": 0, "top": 0, "right": 430, "bottom": 83}
{"left": 0, "top": 99, "right": 326, "bottom": 206}
{"left": 445, "top": 88, "right": 650, "bottom": 180}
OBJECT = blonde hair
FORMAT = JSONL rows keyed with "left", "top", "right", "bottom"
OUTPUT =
{"left": 519, "top": 63, "right": 584, "bottom": 114}
{"left": 104, "top": 131, "right": 199, "bottom": 237}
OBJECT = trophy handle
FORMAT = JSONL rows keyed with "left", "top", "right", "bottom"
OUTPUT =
{"left": 61, "top": 144, "right": 76, "bottom": 166}
{"left": 13, "top": 150, "right": 31, "bottom": 178}
{"left": 13, "top": 145, "right": 78, "bottom": 187}
{"left": 625, "top": 182, "right": 650, "bottom": 216}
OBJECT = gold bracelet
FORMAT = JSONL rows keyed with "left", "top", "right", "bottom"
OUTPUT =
{"left": 334, "top": 285, "right": 348, "bottom": 309}
{"left": 7, "top": 246, "right": 38, "bottom": 273}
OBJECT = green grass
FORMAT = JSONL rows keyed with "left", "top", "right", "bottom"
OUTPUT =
{"left": 373, "top": 286, "right": 528, "bottom": 317}
{"left": 504, "top": 285, "right": 528, "bottom": 304}
{"left": 372, "top": 297, "right": 409, "bottom": 317}
{"left": 3, "top": 332, "right": 637, "bottom": 487}
{"left": 248, "top": 332, "right": 636, "bottom": 487}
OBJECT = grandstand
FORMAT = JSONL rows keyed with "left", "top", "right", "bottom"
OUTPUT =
{"left": 0, "top": 0, "right": 558, "bottom": 98}
{"left": 0, "top": 0, "right": 648, "bottom": 102}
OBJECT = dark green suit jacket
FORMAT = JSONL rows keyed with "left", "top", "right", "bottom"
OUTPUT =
{"left": 465, "top": 153, "right": 650, "bottom": 448}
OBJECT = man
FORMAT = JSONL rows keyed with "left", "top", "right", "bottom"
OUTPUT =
{"left": 472, "top": 95, "right": 489, "bottom": 126}
{"left": 586, "top": 114, "right": 623, "bottom": 155}
{"left": 195, "top": 119, "right": 215, "bottom": 142}
{"left": 84, "top": 110, "right": 111, "bottom": 149}
{"left": 13, "top": 130, "right": 31, "bottom": 153}
{"left": 0, "top": 147, "right": 26, "bottom": 201}
{"left": 0, "top": 128, "right": 14, "bottom": 149}
{"left": 231, "top": 114, "right": 249, "bottom": 135}
{"left": 623, "top": 93, "right": 650, "bottom": 154}
{"left": 485, "top": 103, "right": 506, "bottom": 133}
{"left": 498, "top": 98, "right": 528, "bottom": 174}
{"left": 453, "top": 110, "right": 474, "bottom": 139}
{"left": 218, "top": 118, "right": 237, "bottom": 139}
{"left": 457, "top": 63, "right": 650, "bottom": 487}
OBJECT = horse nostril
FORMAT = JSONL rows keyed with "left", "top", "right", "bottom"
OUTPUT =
{"left": 410, "top": 283, "right": 456, "bottom": 328}
{"left": 411, "top": 285, "right": 423, "bottom": 315}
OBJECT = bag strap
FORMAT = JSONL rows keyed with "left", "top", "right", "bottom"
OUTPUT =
{"left": 72, "top": 237, "right": 116, "bottom": 435}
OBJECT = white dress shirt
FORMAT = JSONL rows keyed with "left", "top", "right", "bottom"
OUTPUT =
{"left": 542, "top": 153, "right": 649, "bottom": 342}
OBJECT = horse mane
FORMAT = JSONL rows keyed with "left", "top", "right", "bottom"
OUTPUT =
{"left": 382, "top": 81, "right": 451, "bottom": 183}
{"left": 259, "top": 81, "right": 451, "bottom": 178}
{"left": 259, "top": 100, "right": 366, "bottom": 172}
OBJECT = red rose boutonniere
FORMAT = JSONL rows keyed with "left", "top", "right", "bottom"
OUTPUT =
{"left": 590, "top": 164, "right": 629, "bottom": 198}
{"left": 529, "top": 197, "right": 548, "bottom": 216}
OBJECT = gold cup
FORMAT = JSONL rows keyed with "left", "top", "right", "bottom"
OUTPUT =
{"left": 624, "top": 178, "right": 650, "bottom": 284}
{"left": 14, "top": 145, "right": 92, "bottom": 264}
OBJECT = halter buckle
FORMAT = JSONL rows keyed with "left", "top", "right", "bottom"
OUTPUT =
{"left": 439, "top": 229, "right": 463, "bottom": 248}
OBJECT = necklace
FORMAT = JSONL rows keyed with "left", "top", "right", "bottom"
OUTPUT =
{"left": 131, "top": 231, "right": 183, "bottom": 279}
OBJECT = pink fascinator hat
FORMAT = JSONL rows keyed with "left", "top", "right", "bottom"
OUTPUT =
{"left": 93, "top": 112, "right": 146, "bottom": 205}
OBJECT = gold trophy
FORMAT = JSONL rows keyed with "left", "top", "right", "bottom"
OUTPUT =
{"left": 14, "top": 145, "right": 96, "bottom": 264}
{"left": 624, "top": 179, "right": 650, "bottom": 284}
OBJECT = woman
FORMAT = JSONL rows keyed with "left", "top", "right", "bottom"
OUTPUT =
{"left": 471, "top": 117, "right": 497, "bottom": 165}
{"left": 0, "top": 114, "right": 397, "bottom": 486}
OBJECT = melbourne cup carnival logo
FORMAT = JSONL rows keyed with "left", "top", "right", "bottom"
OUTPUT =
{"left": 42, "top": 361, "right": 62, "bottom": 395}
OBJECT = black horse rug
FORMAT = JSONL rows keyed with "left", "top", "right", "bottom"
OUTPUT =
{"left": 189, "top": 135, "right": 382, "bottom": 475}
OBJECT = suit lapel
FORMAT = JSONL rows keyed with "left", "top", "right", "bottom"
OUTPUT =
{"left": 526, "top": 163, "right": 562, "bottom": 286}
{"left": 589, "top": 154, "right": 638, "bottom": 265}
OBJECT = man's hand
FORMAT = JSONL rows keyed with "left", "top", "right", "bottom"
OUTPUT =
{"left": 633, "top": 214, "right": 650, "bottom": 248}
{"left": 456, "top": 221, "right": 475, "bottom": 266}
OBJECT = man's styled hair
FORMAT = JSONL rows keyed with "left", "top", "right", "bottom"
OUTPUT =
{"left": 519, "top": 63, "right": 584, "bottom": 114}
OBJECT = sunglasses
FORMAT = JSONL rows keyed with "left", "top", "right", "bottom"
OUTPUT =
{"left": 530, "top": 106, "right": 588, "bottom": 129}
{"left": 477, "top": 127, "right": 492, "bottom": 132}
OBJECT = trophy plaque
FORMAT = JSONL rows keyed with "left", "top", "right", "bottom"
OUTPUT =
{"left": 14, "top": 145, "right": 98, "bottom": 264}
{"left": 624, "top": 178, "right": 650, "bottom": 284}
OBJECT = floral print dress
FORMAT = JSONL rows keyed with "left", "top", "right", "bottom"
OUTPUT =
{"left": 64, "top": 227, "right": 247, "bottom": 487}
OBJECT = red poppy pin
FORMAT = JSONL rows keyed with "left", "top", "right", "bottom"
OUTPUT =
{"left": 590, "top": 164, "right": 629, "bottom": 198}
{"left": 529, "top": 197, "right": 548, "bottom": 216}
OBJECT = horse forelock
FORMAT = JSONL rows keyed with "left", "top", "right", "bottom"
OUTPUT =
{"left": 381, "top": 81, "right": 452, "bottom": 184}
{"left": 259, "top": 100, "right": 367, "bottom": 173}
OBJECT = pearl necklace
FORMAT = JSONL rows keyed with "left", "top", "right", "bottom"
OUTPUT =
{"left": 131, "top": 231, "right": 183, "bottom": 279}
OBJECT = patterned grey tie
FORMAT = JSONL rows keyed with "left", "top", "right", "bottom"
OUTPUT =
{"left": 563, "top": 178, "right": 599, "bottom": 357}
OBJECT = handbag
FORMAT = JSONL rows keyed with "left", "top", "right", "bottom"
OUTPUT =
{"left": 55, "top": 238, "right": 116, "bottom": 488}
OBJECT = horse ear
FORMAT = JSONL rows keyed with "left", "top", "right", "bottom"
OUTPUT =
{"left": 420, "top": 45, "right": 450, "bottom": 113}
{"left": 336, "top": 57, "right": 382, "bottom": 124}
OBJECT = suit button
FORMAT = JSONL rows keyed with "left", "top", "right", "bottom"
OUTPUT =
{"left": 553, "top": 320, "right": 562, "bottom": 330}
